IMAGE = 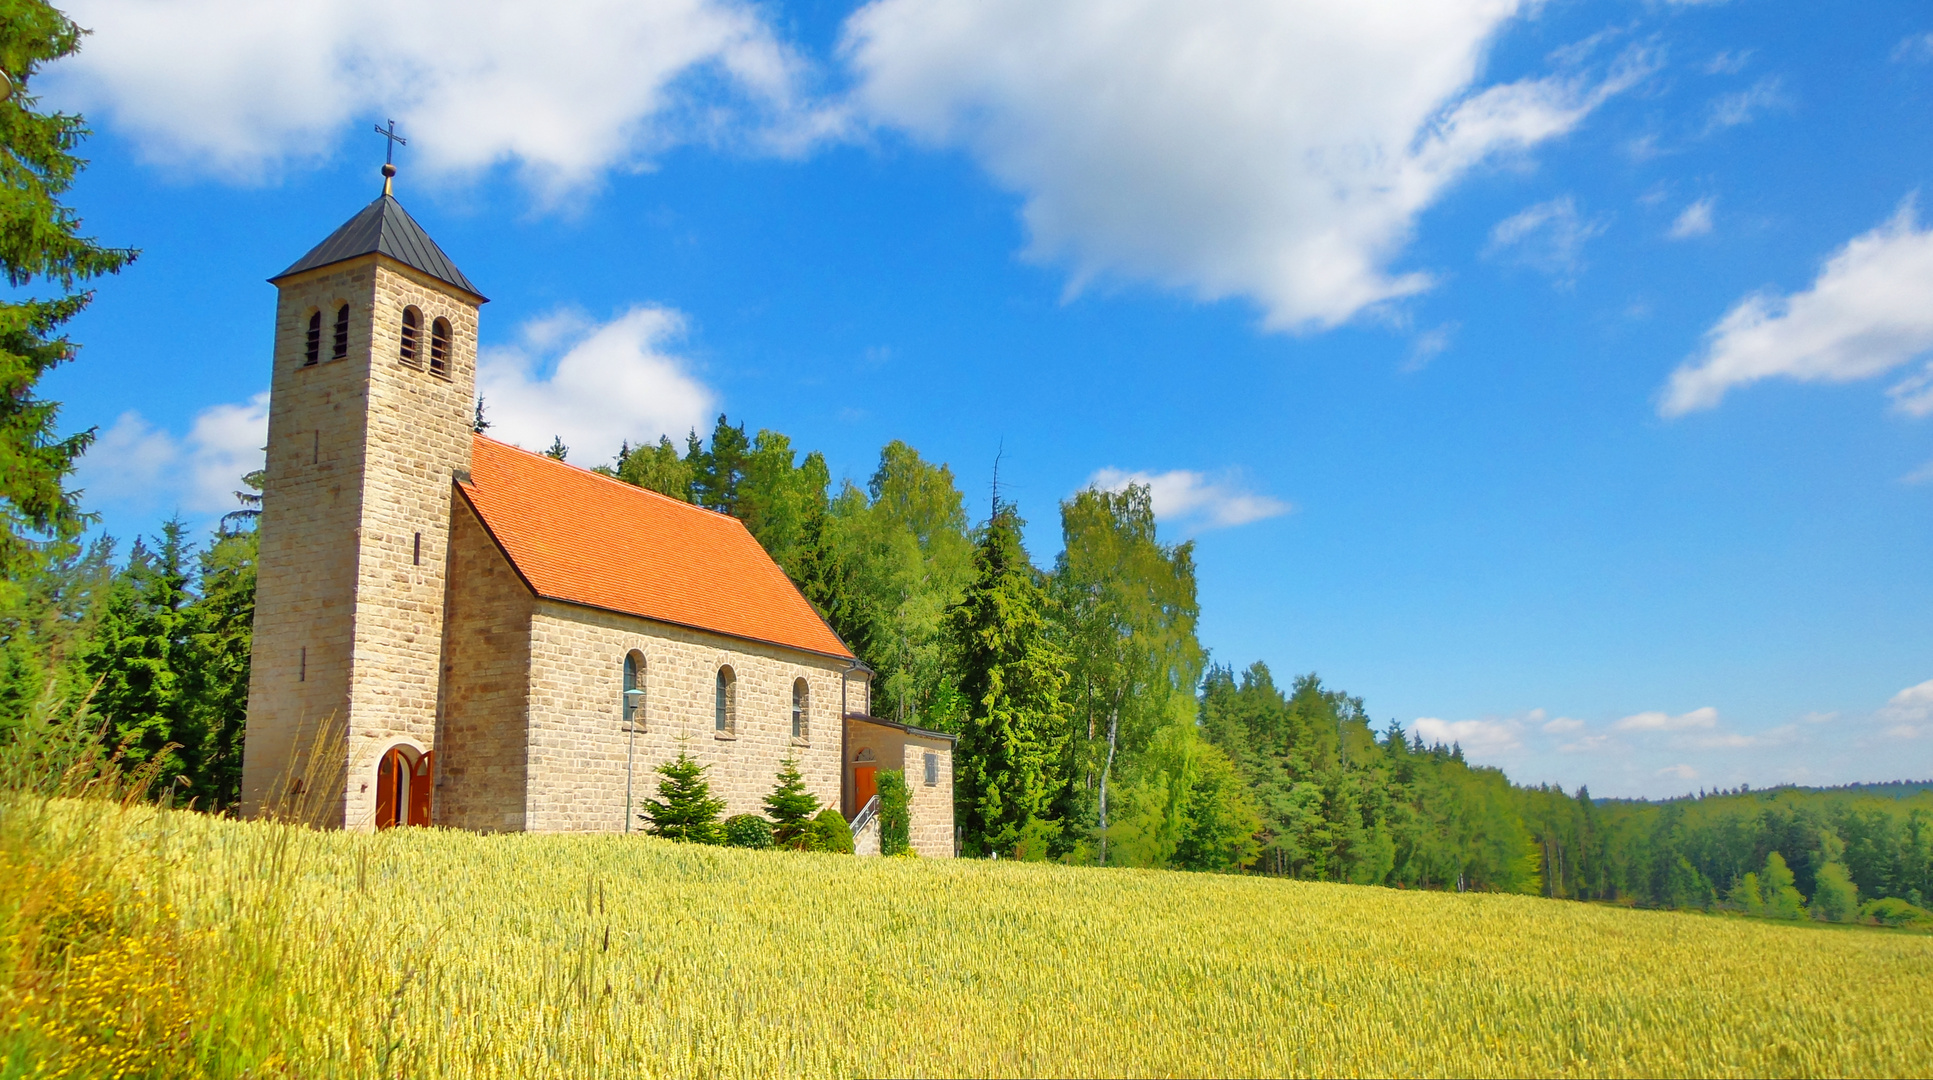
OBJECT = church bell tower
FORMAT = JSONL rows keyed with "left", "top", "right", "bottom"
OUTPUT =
{"left": 239, "top": 164, "right": 487, "bottom": 826}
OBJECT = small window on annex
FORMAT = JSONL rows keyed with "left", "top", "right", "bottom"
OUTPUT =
{"left": 331, "top": 304, "right": 350, "bottom": 360}
{"left": 791, "top": 678, "right": 809, "bottom": 740}
{"left": 399, "top": 306, "right": 422, "bottom": 365}
{"left": 429, "top": 317, "right": 452, "bottom": 377}
{"left": 304, "top": 310, "right": 322, "bottom": 366}
{"left": 924, "top": 751, "right": 938, "bottom": 786}
{"left": 714, "top": 666, "right": 736, "bottom": 733}
{"left": 622, "top": 651, "right": 645, "bottom": 727}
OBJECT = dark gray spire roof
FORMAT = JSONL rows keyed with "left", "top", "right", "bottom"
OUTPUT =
{"left": 273, "top": 194, "right": 484, "bottom": 300}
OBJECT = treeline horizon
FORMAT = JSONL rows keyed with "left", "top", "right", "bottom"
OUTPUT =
{"left": 4, "top": 412, "right": 1928, "bottom": 923}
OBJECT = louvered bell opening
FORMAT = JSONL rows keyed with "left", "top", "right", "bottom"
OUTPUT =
{"left": 332, "top": 304, "right": 350, "bottom": 360}
{"left": 429, "top": 317, "right": 451, "bottom": 377}
{"left": 304, "top": 311, "right": 321, "bottom": 366}
{"left": 399, "top": 306, "right": 422, "bottom": 366}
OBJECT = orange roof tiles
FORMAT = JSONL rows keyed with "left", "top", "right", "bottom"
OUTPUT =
{"left": 459, "top": 435, "right": 852, "bottom": 659}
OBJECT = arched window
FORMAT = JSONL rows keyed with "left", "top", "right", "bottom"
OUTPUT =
{"left": 792, "top": 678, "right": 809, "bottom": 740}
{"left": 399, "top": 306, "right": 422, "bottom": 365}
{"left": 304, "top": 310, "right": 321, "bottom": 366}
{"left": 622, "top": 651, "right": 645, "bottom": 727}
{"left": 715, "top": 666, "right": 736, "bottom": 733}
{"left": 429, "top": 317, "right": 452, "bottom": 377}
{"left": 332, "top": 303, "right": 350, "bottom": 360}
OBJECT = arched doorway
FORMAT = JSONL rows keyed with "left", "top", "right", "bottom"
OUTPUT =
{"left": 374, "top": 745, "right": 434, "bottom": 829}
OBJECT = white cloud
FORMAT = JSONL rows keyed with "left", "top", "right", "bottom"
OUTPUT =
{"left": 1613, "top": 706, "right": 1718, "bottom": 732}
{"left": 1661, "top": 198, "right": 1933, "bottom": 416}
{"left": 1668, "top": 196, "right": 1715, "bottom": 239}
{"left": 1085, "top": 467, "right": 1290, "bottom": 531}
{"left": 1656, "top": 763, "right": 1698, "bottom": 781}
{"left": 476, "top": 306, "right": 715, "bottom": 467}
{"left": 843, "top": 0, "right": 1649, "bottom": 331}
{"left": 1541, "top": 715, "right": 1586, "bottom": 734}
{"left": 1404, "top": 323, "right": 1458, "bottom": 372}
{"left": 1486, "top": 196, "right": 1606, "bottom": 281}
{"left": 46, "top": 0, "right": 824, "bottom": 198}
{"left": 1411, "top": 716, "right": 1522, "bottom": 755}
{"left": 1880, "top": 678, "right": 1933, "bottom": 728}
{"left": 1704, "top": 77, "right": 1787, "bottom": 134}
{"left": 1893, "top": 33, "right": 1933, "bottom": 64}
{"left": 73, "top": 393, "right": 269, "bottom": 517}
{"left": 1703, "top": 50, "right": 1752, "bottom": 76}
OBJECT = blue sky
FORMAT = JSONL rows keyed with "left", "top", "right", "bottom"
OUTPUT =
{"left": 32, "top": 0, "right": 1933, "bottom": 797}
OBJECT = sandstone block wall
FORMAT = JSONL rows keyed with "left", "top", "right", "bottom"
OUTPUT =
{"left": 241, "top": 263, "right": 377, "bottom": 821}
{"left": 434, "top": 493, "right": 532, "bottom": 830}
{"left": 521, "top": 601, "right": 852, "bottom": 833}
{"left": 843, "top": 718, "right": 955, "bottom": 858}
{"left": 242, "top": 255, "right": 482, "bottom": 827}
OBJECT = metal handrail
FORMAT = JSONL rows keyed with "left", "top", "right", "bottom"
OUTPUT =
{"left": 848, "top": 794, "right": 881, "bottom": 836}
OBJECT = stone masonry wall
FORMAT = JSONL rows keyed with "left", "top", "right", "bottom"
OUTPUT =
{"left": 434, "top": 493, "right": 532, "bottom": 831}
{"left": 240, "top": 263, "right": 376, "bottom": 820}
{"left": 843, "top": 719, "right": 955, "bottom": 858}
{"left": 341, "top": 259, "right": 480, "bottom": 827}
{"left": 522, "top": 601, "right": 852, "bottom": 833}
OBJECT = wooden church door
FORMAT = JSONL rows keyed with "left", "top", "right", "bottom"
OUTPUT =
{"left": 854, "top": 765, "right": 877, "bottom": 812}
{"left": 408, "top": 751, "right": 434, "bottom": 826}
{"left": 375, "top": 747, "right": 428, "bottom": 829}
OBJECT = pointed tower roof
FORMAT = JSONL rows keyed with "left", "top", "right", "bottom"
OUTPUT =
{"left": 272, "top": 193, "right": 484, "bottom": 300}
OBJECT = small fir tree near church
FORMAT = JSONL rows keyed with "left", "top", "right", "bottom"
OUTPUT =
{"left": 641, "top": 750, "right": 726, "bottom": 844}
{"left": 763, "top": 756, "right": 821, "bottom": 849}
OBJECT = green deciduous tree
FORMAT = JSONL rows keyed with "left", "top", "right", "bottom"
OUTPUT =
{"left": 641, "top": 750, "right": 726, "bottom": 843}
{"left": 599, "top": 435, "right": 694, "bottom": 502}
{"left": 1809, "top": 861, "right": 1858, "bottom": 923}
{"left": 946, "top": 506, "right": 1068, "bottom": 858}
{"left": 0, "top": 3, "right": 135, "bottom": 577}
{"left": 1761, "top": 852, "right": 1807, "bottom": 919}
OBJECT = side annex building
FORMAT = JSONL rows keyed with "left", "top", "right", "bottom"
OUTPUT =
{"left": 237, "top": 174, "right": 955, "bottom": 857}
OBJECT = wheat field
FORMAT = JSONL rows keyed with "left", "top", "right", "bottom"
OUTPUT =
{"left": 7, "top": 801, "right": 1931, "bottom": 1079}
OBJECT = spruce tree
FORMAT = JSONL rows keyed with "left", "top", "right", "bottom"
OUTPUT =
{"left": 945, "top": 505, "right": 1070, "bottom": 857}
{"left": 640, "top": 750, "right": 726, "bottom": 843}
{"left": 0, "top": 5, "right": 136, "bottom": 577}
{"left": 77, "top": 521, "right": 198, "bottom": 789}
{"left": 182, "top": 493, "right": 258, "bottom": 812}
{"left": 763, "top": 756, "right": 821, "bottom": 848}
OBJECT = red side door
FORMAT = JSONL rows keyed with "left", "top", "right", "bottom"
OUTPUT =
{"left": 375, "top": 749, "right": 399, "bottom": 829}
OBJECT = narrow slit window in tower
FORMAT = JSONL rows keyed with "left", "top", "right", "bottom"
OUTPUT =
{"left": 304, "top": 311, "right": 321, "bottom": 366}
{"left": 299, "top": 647, "right": 306, "bottom": 683}
{"left": 413, "top": 532, "right": 421, "bottom": 565}
{"left": 429, "top": 318, "right": 451, "bottom": 377}
{"left": 400, "top": 306, "right": 422, "bottom": 365}
{"left": 332, "top": 304, "right": 350, "bottom": 359}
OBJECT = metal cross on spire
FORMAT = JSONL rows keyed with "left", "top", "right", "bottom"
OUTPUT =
{"left": 374, "top": 119, "right": 407, "bottom": 195}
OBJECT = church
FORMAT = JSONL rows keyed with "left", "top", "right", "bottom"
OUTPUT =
{"left": 237, "top": 165, "right": 956, "bottom": 858}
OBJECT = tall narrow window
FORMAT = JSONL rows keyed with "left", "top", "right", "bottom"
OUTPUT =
{"left": 715, "top": 666, "right": 736, "bottom": 733}
{"left": 623, "top": 651, "right": 645, "bottom": 726}
{"left": 429, "top": 317, "right": 452, "bottom": 377}
{"left": 412, "top": 532, "right": 422, "bottom": 565}
{"left": 304, "top": 311, "right": 321, "bottom": 366}
{"left": 332, "top": 304, "right": 350, "bottom": 359}
{"left": 791, "top": 678, "right": 808, "bottom": 740}
{"left": 924, "top": 751, "right": 938, "bottom": 786}
{"left": 399, "top": 306, "right": 422, "bottom": 365}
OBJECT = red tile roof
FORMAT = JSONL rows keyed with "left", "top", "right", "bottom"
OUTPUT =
{"left": 459, "top": 435, "right": 852, "bottom": 659}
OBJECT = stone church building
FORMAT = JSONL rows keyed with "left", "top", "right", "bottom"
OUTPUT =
{"left": 238, "top": 172, "right": 955, "bottom": 857}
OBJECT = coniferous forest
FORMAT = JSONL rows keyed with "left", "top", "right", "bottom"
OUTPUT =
{"left": 11, "top": 409, "right": 1928, "bottom": 925}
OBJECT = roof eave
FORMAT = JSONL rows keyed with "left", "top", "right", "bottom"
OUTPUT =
{"left": 268, "top": 251, "right": 490, "bottom": 304}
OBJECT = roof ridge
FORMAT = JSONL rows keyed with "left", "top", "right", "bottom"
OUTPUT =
{"left": 470, "top": 433, "right": 739, "bottom": 519}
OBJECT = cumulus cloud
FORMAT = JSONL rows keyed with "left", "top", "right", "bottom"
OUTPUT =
{"left": 1486, "top": 196, "right": 1607, "bottom": 281}
{"left": 1879, "top": 678, "right": 1933, "bottom": 738}
{"left": 1541, "top": 715, "right": 1586, "bottom": 734}
{"left": 1085, "top": 467, "right": 1290, "bottom": 531}
{"left": 1668, "top": 196, "right": 1715, "bottom": 239}
{"left": 842, "top": 0, "right": 1649, "bottom": 330}
{"left": 73, "top": 393, "right": 270, "bottom": 517}
{"left": 1613, "top": 706, "right": 1719, "bottom": 732}
{"left": 1411, "top": 716, "right": 1522, "bottom": 755}
{"left": 1656, "top": 763, "right": 1698, "bottom": 781}
{"left": 45, "top": 0, "right": 824, "bottom": 198}
{"left": 477, "top": 306, "right": 716, "bottom": 467}
{"left": 1661, "top": 198, "right": 1933, "bottom": 415}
